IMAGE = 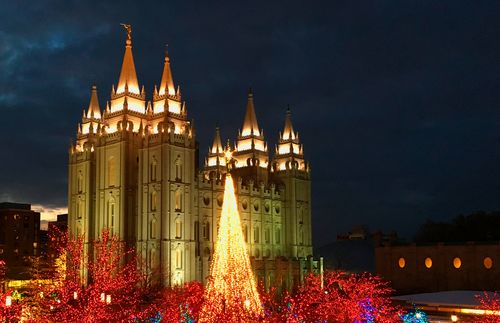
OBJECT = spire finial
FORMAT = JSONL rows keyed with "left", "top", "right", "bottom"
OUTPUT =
{"left": 165, "top": 44, "right": 170, "bottom": 62}
{"left": 248, "top": 87, "right": 253, "bottom": 97}
{"left": 120, "top": 23, "right": 132, "bottom": 46}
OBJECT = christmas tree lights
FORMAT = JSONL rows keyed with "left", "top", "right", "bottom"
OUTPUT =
{"left": 199, "top": 171, "right": 263, "bottom": 322}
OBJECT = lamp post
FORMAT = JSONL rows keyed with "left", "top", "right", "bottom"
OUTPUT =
{"left": 5, "top": 295, "right": 11, "bottom": 307}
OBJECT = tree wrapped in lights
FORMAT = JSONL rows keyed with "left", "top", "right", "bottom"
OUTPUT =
{"left": 29, "top": 229, "right": 156, "bottom": 322}
{"left": 158, "top": 281, "right": 204, "bottom": 322}
{"left": 293, "top": 271, "right": 400, "bottom": 322}
{"left": 199, "top": 171, "right": 263, "bottom": 322}
{"left": 476, "top": 292, "right": 500, "bottom": 323}
{"left": 0, "top": 260, "right": 22, "bottom": 322}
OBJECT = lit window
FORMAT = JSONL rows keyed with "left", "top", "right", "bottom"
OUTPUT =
{"left": 203, "top": 222, "right": 210, "bottom": 241}
{"left": 175, "top": 189, "right": 182, "bottom": 211}
{"left": 453, "top": 257, "right": 462, "bottom": 269}
{"left": 425, "top": 257, "right": 432, "bottom": 269}
{"left": 398, "top": 257, "right": 406, "bottom": 269}
{"left": 176, "top": 249, "right": 183, "bottom": 269}
{"left": 243, "top": 224, "right": 248, "bottom": 242}
{"left": 175, "top": 219, "right": 183, "bottom": 239}
{"left": 151, "top": 191, "right": 157, "bottom": 211}
{"left": 484, "top": 257, "right": 493, "bottom": 269}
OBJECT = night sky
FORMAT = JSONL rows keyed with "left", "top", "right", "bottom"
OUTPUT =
{"left": 1, "top": 1, "right": 500, "bottom": 247}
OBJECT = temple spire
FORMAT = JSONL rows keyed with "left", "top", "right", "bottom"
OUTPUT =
{"left": 282, "top": 106, "right": 296, "bottom": 140}
{"left": 116, "top": 24, "right": 140, "bottom": 94}
{"left": 86, "top": 84, "right": 101, "bottom": 119}
{"left": 241, "top": 88, "right": 260, "bottom": 136}
{"left": 211, "top": 126, "right": 224, "bottom": 154}
{"left": 158, "top": 46, "right": 175, "bottom": 96}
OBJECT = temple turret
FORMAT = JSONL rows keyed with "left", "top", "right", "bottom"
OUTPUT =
{"left": 158, "top": 49, "right": 175, "bottom": 96}
{"left": 86, "top": 85, "right": 102, "bottom": 119}
{"left": 273, "top": 108, "right": 308, "bottom": 172}
{"left": 231, "top": 89, "right": 269, "bottom": 183}
{"left": 203, "top": 127, "right": 227, "bottom": 180}
{"left": 78, "top": 85, "right": 103, "bottom": 137}
{"left": 151, "top": 48, "right": 186, "bottom": 134}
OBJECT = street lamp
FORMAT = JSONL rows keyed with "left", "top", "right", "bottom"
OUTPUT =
{"left": 5, "top": 295, "right": 11, "bottom": 307}
{"left": 106, "top": 294, "right": 111, "bottom": 304}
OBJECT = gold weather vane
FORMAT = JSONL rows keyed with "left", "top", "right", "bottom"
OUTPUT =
{"left": 120, "top": 23, "right": 132, "bottom": 40}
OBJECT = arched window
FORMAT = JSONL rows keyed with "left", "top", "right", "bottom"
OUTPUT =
{"left": 265, "top": 227, "right": 270, "bottom": 243}
{"left": 175, "top": 218, "right": 183, "bottom": 239}
{"left": 275, "top": 227, "right": 281, "bottom": 244}
{"left": 176, "top": 249, "right": 183, "bottom": 269}
{"left": 151, "top": 191, "right": 157, "bottom": 211}
{"left": 298, "top": 225, "right": 304, "bottom": 245}
{"left": 107, "top": 156, "right": 116, "bottom": 186}
{"left": 107, "top": 198, "right": 116, "bottom": 234}
{"left": 150, "top": 218, "right": 156, "bottom": 239}
{"left": 149, "top": 248, "right": 156, "bottom": 269}
{"left": 243, "top": 224, "right": 248, "bottom": 243}
{"left": 203, "top": 221, "right": 210, "bottom": 241}
{"left": 175, "top": 156, "right": 182, "bottom": 181}
{"left": 175, "top": 189, "right": 182, "bottom": 211}
{"left": 254, "top": 226, "right": 260, "bottom": 243}
{"left": 150, "top": 157, "right": 157, "bottom": 181}
{"left": 77, "top": 171, "right": 83, "bottom": 193}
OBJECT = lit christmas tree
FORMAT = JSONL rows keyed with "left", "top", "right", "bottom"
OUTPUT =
{"left": 199, "top": 149, "right": 263, "bottom": 322}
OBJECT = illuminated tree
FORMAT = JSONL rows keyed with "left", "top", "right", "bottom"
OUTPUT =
{"left": 27, "top": 229, "right": 156, "bottom": 322}
{"left": 199, "top": 173, "right": 263, "bottom": 322}
{"left": 157, "top": 281, "right": 204, "bottom": 322}
{"left": 476, "top": 292, "right": 500, "bottom": 323}
{"left": 293, "top": 271, "right": 400, "bottom": 322}
{"left": 0, "top": 260, "right": 22, "bottom": 322}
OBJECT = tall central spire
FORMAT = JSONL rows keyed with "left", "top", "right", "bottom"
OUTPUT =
{"left": 116, "top": 24, "right": 140, "bottom": 94}
{"left": 241, "top": 89, "right": 260, "bottom": 137}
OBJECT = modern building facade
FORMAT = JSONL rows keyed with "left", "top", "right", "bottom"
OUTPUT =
{"left": 0, "top": 202, "right": 40, "bottom": 279}
{"left": 68, "top": 29, "right": 314, "bottom": 286}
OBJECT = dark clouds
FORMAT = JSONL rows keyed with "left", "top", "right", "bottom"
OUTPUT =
{"left": 1, "top": 1, "right": 499, "bottom": 247}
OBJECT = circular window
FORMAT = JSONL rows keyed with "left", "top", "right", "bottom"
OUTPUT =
{"left": 425, "top": 257, "right": 433, "bottom": 269}
{"left": 453, "top": 257, "right": 462, "bottom": 269}
{"left": 484, "top": 257, "right": 493, "bottom": 269}
{"left": 242, "top": 200, "right": 248, "bottom": 210}
{"left": 217, "top": 196, "right": 223, "bottom": 207}
{"left": 203, "top": 196, "right": 210, "bottom": 206}
{"left": 398, "top": 257, "right": 406, "bottom": 269}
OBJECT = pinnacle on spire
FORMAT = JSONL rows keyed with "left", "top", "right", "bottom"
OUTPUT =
{"left": 282, "top": 106, "right": 296, "bottom": 140}
{"left": 86, "top": 84, "right": 102, "bottom": 119}
{"left": 158, "top": 47, "right": 175, "bottom": 96}
{"left": 116, "top": 24, "right": 140, "bottom": 95}
{"left": 241, "top": 88, "right": 260, "bottom": 137}
{"left": 211, "top": 127, "right": 224, "bottom": 154}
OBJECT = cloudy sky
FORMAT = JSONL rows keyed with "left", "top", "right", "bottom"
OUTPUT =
{"left": 1, "top": 1, "right": 499, "bottom": 246}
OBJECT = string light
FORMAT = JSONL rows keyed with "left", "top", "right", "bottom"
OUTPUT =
{"left": 199, "top": 173, "right": 263, "bottom": 321}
